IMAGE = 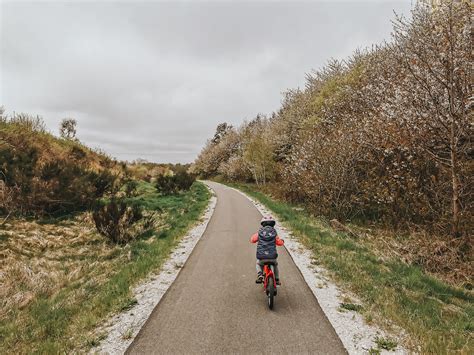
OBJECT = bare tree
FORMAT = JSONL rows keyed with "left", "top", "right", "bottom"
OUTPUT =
{"left": 59, "top": 118, "right": 77, "bottom": 139}
{"left": 389, "top": 0, "right": 472, "bottom": 236}
{"left": 211, "top": 122, "right": 232, "bottom": 145}
{"left": 0, "top": 106, "right": 6, "bottom": 123}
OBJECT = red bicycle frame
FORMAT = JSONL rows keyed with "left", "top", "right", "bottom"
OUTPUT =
{"left": 263, "top": 264, "right": 276, "bottom": 291}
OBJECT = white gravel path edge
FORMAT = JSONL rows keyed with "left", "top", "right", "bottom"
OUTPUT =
{"left": 92, "top": 186, "right": 217, "bottom": 355}
{"left": 230, "top": 185, "right": 408, "bottom": 355}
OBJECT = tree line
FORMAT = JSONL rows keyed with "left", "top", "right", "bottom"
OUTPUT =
{"left": 193, "top": 0, "right": 472, "bottom": 238}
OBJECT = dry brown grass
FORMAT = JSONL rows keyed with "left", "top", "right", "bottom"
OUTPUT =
{"left": 0, "top": 214, "right": 126, "bottom": 322}
{"left": 0, "top": 182, "right": 211, "bottom": 353}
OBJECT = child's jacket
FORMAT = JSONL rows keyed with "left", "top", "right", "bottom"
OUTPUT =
{"left": 250, "top": 226, "right": 284, "bottom": 260}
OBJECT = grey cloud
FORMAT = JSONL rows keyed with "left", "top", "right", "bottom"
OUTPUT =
{"left": 1, "top": 0, "right": 412, "bottom": 163}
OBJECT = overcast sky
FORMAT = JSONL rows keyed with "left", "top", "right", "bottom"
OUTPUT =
{"left": 1, "top": 0, "right": 412, "bottom": 163}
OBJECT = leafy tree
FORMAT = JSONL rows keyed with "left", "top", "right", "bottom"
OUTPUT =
{"left": 242, "top": 117, "right": 275, "bottom": 185}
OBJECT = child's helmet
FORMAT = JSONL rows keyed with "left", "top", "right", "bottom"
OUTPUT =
{"left": 260, "top": 215, "right": 276, "bottom": 227}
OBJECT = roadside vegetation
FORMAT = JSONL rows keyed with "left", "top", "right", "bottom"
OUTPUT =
{"left": 229, "top": 182, "right": 472, "bottom": 353}
{"left": 193, "top": 1, "right": 472, "bottom": 352}
{"left": 193, "top": 1, "right": 472, "bottom": 240}
{"left": 0, "top": 111, "right": 209, "bottom": 352}
{"left": 0, "top": 110, "right": 120, "bottom": 217}
{"left": 193, "top": 1, "right": 472, "bottom": 287}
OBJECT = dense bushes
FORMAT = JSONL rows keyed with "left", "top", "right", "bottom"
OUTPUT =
{"left": 155, "top": 170, "right": 196, "bottom": 195}
{"left": 92, "top": 168, "right": 194, "bottom": 243}
{"left": 126, "top": 160, "right": 168, "bottom": 182}
{"left": 193, "top": 1, "right": 472, "bottom": 237}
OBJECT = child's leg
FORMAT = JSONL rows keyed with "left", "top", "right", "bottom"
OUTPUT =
{"left": 273, "top": 262, "right": 280, "bottom": 280}
{"left": 256, "top": 260, "right": 263, "bottom": 275}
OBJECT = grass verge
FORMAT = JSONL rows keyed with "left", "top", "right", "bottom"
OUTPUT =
{"left": 0, "top": 181, "right": 210, "bottom": 353}
{"left": 227, "top": 182, "right": 473, "bottom": 354}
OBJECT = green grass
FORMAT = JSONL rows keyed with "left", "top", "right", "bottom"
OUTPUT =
{"left": 375, "top": 336, "right": 398, "bottom": 351}
{"left": 228, "top": 182, "right": 473, "bottom": 354}
{"left": 340, "top": 302, "right": 363, "bottom": 312}
{"left": 0, "top": 181, "right": 210, "bottom": 353}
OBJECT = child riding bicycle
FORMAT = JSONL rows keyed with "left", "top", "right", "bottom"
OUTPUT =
{"left": 250, "top": 215, "right": 284, "bottom": 285}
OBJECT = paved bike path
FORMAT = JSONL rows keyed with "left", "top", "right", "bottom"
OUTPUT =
{"left": 127, "top": 181, "right": 346, "bottom": 354}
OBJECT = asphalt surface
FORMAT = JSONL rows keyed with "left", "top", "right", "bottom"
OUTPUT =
{"left": 127, "top": 181, "right": 346, "bottom": 354}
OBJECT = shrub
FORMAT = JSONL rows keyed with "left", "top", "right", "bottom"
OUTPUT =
{"left": 8, "top": 113, "right": 46, "bottom": 132}
{"left": 93, "top": 170, "right": 118, "bottom": 197}
{"left": 173, "top": 170, "right": 196, "bottom": 191}
{"left": 155, "top": 171, "right": 196, "bottom": 195}
{"left": 92, "top": 198, "right": 144, "bottom": 244}
{"left": 70, "top": 145, "right": 87, "bottom": 160}
{"left": 155, "top": 175, "right": 177, "bottom": 195}
{"left": 123, "top": 179, "right": 139, "bottom": 198}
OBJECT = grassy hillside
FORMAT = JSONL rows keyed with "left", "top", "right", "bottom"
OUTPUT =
{"left": 0, "top": 116, "right": 115, "bottom": 172}
{"left": 0, "top": 114, "right": 121, "bottom": 217}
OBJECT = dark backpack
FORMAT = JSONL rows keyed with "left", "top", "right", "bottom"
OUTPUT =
{"left": 256, "top": 226, "right": 278, "bottom": 260}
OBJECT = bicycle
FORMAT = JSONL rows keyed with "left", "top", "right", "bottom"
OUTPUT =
{"left": 261, "top": 261, "right": 277, "bottom": 310}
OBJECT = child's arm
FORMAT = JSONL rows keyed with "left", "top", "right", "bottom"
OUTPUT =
{"left": 250, "top": 233, "right": 258, "bottom": 243}
{"left": 276, "top": 236, "right": 284, "bottom": 246}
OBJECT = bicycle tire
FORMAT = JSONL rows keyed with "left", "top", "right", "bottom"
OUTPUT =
{"left": 267, "top": 276, "right": 274, "bottom": 310}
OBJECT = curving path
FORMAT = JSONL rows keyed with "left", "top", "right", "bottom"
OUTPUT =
{"left": 127, "top": 181, "right": 346, "bottom": 354}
